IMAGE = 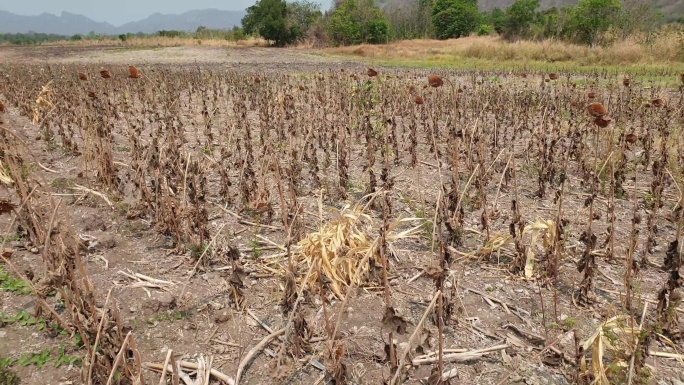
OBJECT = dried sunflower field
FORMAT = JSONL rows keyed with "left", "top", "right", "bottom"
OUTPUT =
{"left": 0, "top": 46, "right": 683, "bottom": 385}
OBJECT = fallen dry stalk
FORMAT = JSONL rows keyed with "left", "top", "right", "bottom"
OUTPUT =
{"left": 465, "top": 287, "right": 531, "bottom": 325}
{"left": 159, "top": 350, "right": 173, "bottom": 385}
{"left": 119, "top": 270, "right": 175, "bottom": 286}
{"left": 105, "top": 331, "right": 132, "bottom": 385}
{"left": 144, "top": 361, "right": 235, "bottom": 385}
{"left": 413, "top": 348, "right": 468, "bottom": 360}
{"left": 235, "top": 328, "right": 285, "bottom": 384}
{"left": 73, "top": 184, "right": 114, "bottom": 207}
{"left": 649, "top": 351, "right": 684, "bottom": 360}
{"left": 255, "top": 234, "right": 287, "bottom": 251}
{"left": 390, "top": 290, "right": 441, "bottom": 385}
{"left": 441, "top": 367, "right": 459, "bottom": 381}
{"left": 411, "top": 344, "right": 509, "bottom": 365}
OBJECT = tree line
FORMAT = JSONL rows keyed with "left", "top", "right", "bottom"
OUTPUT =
{"left": 0, "top": 0, "right": 668, "bottom": 47}
{"left": 244, "top": 0, "right": 667, "bottom": 47}
{"left": 0, "top": 27, "right": 247, "bottom": 46}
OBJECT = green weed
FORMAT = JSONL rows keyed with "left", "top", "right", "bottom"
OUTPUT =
{"left": 1, "top": 311, "right": 46, "bottom": 330}
{"left": 17, "top": 349, "right": 52, "bottom": 368}
{"left": 0, "top": 357, "right": 19, "bottom": 385}
{"left": 0, "top": 267, "right": 32, "bottom": 295}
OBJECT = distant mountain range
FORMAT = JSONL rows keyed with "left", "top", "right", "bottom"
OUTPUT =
{"left": 0, "top": 9, "right": 247, "bottom": 35}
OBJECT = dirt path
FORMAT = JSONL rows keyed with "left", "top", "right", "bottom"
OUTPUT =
{"left": 0, "top": 45, "right": 356, "bottom": 72}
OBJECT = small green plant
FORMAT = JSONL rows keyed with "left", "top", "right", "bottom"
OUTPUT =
{"left": 642, "top": 191, "right": 656, "bottom": 207}
{"left": 562, "top": 317, "right": 576, "bottom": 329}
{"left": 188, "top": 242, "right": 211, "bottom": 260}
{"left": 145, "top": 310, "right": 186, "bottom": 325}
{"left": 398, "top": 193, "right": 412, "bottom": 208}
{"left": 72, "top": 333, "right": 83, "bottom": 348}
{"left": 54, "top": 344, "right": 81, "bottom": 368}
{"left": 520, "top": 162, "right": 539, "bottom": 178}
{"left": 1, "top": 311, "right": 46, "bottom": 330}
{"left": 0, "top": 358, "right": 14, "bottom": 369}
{"left": 249, "top": 239, "right": 262, "bottom": 259}
{"left": 0, "top": 231, "right": 22, "bottom": 243}
{"left": 602, "top": 325, "right": 620, "bottom": 344}
{"left": 345, "top": 180, "right": 354, "bottom": 191}
{"left": 0, "top": 356, "right": 20, "bottom": 385}
{"left": 0, "top": 267, "right": 31, "bottom": 294}
{"left": 413, "top": 205, "right": 434, "bottom": 239}
{"left": 49, "top": 177, "right": 75, "bottom": 189}
{"left": 158, "top": 310, "right": 184, "bottom": 321}
{"left": 17, "top": 349, "right": 52, "bottom": 368}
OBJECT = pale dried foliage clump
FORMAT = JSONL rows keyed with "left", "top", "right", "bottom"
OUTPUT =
{"left": 296, "top": 199, "right": 422, "bottom": 298}
{"left": 579, "top": 315, "right": 647, "bottom": 385}
{"left": 0, "top": 161, "right": 13, "bottom": 186}
{"left": 477, "top": 218, "right": 557, "bottom": 279}
{"left": 32, "top": 81, "right": 54, "bottom": 124}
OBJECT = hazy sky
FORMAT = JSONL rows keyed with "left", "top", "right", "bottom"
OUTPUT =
{"left": 1, "top": 0, "right": 334, "bottom": 26}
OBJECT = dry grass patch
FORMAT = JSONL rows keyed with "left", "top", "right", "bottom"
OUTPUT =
{"left": 324, "top": 33, "right": 684, "bottom": 67}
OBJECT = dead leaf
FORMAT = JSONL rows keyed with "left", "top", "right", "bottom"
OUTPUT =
{"left": 424, "top": 265, "right": 444, "bottom": 280}
{"left": 0, "top": 199, "right": 14, "bottom": 215}
{"left": 382, "top": 307, "right": 410, "bottom": 335}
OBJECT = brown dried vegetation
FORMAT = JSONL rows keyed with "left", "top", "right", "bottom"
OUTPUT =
{"left": 586, "top": 102, "right": 607, "bottom": 118}
{"left": 0, "top": 63, "right": 682, "bottom": 385}
{"left": 428, "top": 75, "right": 444, "bottom": 88}
{"left": 128, "top": 65, "right": 141, "bottom": 79}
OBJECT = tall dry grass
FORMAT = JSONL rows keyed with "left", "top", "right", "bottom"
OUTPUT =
{"left": 325, "top": 32, "right": 684, "bottom": 67}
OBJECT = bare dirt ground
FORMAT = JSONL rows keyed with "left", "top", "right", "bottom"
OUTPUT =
{"left": 0, "top": 45, "right": 349, "bottom": 71}
{"left": 0, "top": 45, "right": 683, "bottom": 385}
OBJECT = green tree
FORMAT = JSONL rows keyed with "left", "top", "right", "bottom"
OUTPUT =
{"left": 383, "top": 0, "right": 435, "bottom": 40}
{"left": 287, "top": 1, "right": 322, "bottom": 41}
{"left": 432, "top": 0, "right": 479, "bottom": 39}
{"left": 232, "top": 26, "right": 246, "bottom": 40}
{"left": 568, "top": 0, "right": 621, "bottom": 46}
{"left": 535, "top": 7, "right": 560, "bottom": 39}
{"left": 615, "top": 0, "right": 663, "bottom": 43}
{"left": 489, "top": 7, "right": 505, "bottom": 35}
{"left": 328, "top": 0, "right": 389, "bottom": 46}
{"left": 502, "top": 0, "right": 539, "bottom": 40}
{"left": 242, "top": 0, "right": 295, "bottom": 46}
